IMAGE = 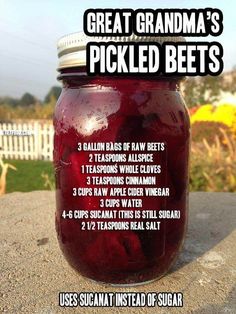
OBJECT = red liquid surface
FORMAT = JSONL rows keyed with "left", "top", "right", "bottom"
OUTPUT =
{"left": 54, "top": 76, "right": 190, "bottom": 284}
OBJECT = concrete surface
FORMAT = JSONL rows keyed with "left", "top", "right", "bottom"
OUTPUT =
{"left": 0, "top": 191, "right": 235, "bottom": 314}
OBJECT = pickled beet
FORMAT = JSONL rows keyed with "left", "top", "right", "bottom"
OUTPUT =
{"left": 54, "top": 76, "right": 190, "bottom": 284}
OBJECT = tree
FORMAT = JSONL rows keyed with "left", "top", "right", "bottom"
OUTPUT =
{"left": 19, "top": 93, "right": 37, "bottom": 106}
{"left": 44, "top": 86, "right": 62, "bottom": 103}
{"left": 182, "top": 75, "right": 223, "bottom": 108}
{"left": 0, "top": 97, "right": 19, "bottom": 107}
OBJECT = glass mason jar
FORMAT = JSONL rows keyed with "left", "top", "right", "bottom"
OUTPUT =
{"left": 54, "top": 32, "right": 190, "bottom": 285}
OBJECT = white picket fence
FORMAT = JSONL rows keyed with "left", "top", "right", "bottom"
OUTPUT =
{"left": 0, "top": 121, "right": 54, "bottom": 161}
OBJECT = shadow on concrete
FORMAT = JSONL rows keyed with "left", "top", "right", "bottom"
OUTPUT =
{"left": 171, "top": 192, "right": 236, "bottom": 273}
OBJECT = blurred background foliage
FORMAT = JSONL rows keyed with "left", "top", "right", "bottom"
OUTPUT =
{"left": 188, "top": 70, "right": 236, "bottom": 192}
{"left": 0, "top": 86, "right": 61, "bottom": 120}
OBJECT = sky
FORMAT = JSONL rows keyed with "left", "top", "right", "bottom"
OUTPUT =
{"left": 0, "top": 0, "right": 236, "bottom": 100}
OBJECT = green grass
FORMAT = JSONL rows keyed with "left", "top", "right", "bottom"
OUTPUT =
{"left": 3, "top": 159, "right": 54, "bottom": 193}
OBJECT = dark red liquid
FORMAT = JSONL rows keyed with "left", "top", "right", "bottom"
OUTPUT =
{"left": 54, "top": 74, "right": 190, "bottom": 284}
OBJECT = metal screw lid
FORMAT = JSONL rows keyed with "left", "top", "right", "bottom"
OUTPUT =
{"left": 57, "top": 31, "right": 185, "bottom": 70}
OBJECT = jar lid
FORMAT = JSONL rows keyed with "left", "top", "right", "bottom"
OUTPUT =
{"left": 57, "top": 31, "right": 185, "bottom": 70}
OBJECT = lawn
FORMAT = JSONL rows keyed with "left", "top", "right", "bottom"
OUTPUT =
{"left": 3, "top": 159, "right": 54, "bottom": 193}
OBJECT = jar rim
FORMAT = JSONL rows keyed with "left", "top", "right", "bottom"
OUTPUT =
{"left": 57, "top": 31, "right": 185, "bottom": 71}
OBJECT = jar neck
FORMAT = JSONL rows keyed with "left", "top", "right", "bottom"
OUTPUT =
{"left": 58, "top": 67, "right": 182, "bottom": 91}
